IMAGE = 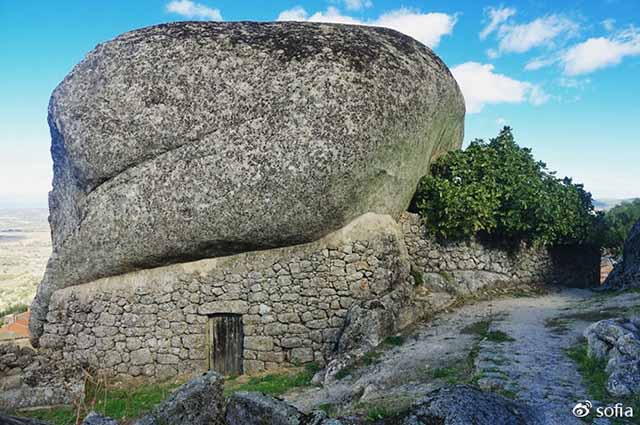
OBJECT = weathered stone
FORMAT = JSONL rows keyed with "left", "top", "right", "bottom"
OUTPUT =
{"left": 225, "top": 392, "right": 336, "bottom": 425}
{"left": 130, "top": 349, "right": 153, "bottom": 366}
{"left": 82, "top": 412, "right": 118, "bottom": 425}
{"left": 584, "top": 316, "right": 640, "bottom": 397}
{"left": 135, "top": 371, "right": 224, "bottom": 425}
{"left": 31, "top": 21, "right": 464, "bottom": 341}
{"left": 604, "top": 219, "right": 640, "bottom": 290}
{"left": 0, "top": 412, "right": 51, "bottom": 425}
{"left": 391, "top": 385, "right": 541, "bottom": 425}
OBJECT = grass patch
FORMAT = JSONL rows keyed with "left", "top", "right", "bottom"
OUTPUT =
{"left": 366, "top": 406, "right": 394, "bottom": 421}
{"left": 317, "top": 403, "right": 339, "bottom": 417}
{"left": 410, "top": 268, "right": 424, "bottom": 286}
{"left": 544, "top": 317, "right": 571, "bottom": 335}
{"left": 461, "top": 320, "right": 515, "bottom": 343}
{"left": 335, "top": 351, "right": 384, "bottom": 380}
{"left": 566, "top": 343, "right": 640, "bottom": 425}
{"left": 439, "top": 271, "right": 455, "bottom": 285}
{"left": 19, "top": 380, "right": 182, "bottom": 425}
{"left": 430, "top": 345, "right": 481, "bottom": 386}
{"left": 382, "top": 335, "right": 406, "bottom": 347}
{"left": 19, "top": 407, "right": 76, "bottom": 425}
{"left": 223, "top": 363, "right": 320, "bottom": 397}
{"left": 353, "top": 396, "right": 416, "bottom": 423}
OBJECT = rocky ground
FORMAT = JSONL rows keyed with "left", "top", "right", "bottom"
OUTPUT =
{"left": 284, "top": 287, "right": 640, "bottom": 423}
{"left": 0, "top": 208, "right": 50, "bottom": 312}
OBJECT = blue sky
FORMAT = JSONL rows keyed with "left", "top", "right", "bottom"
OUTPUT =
{"left": 0, "top": 0, "right": 639, "bottom": 207}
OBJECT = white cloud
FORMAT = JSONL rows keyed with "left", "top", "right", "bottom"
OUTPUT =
{"left": 497, "top": 15, "right": 579, "bottom": 54}
{"left": 562, "top": 27, "right": 640, "bottom": 75}
{"left": 524, "top": 56, "right": 558, "bottom": 71}
{"left": 277, "top": 6, "right": 456, "bottom": 48}
{"left": 276, "top": 6, "right": 308, "bottom": 21}
{"left": 480, "top": 6, "right": 516, "bottom": 40}
{"left": 602, "top": 18, "right": 616, "bottom": 32}
{"left": 344, "top": 0, "right": 373, "bottom": 11}
{"left": 451, "top": 62, "right": 549, "bottom": 113}
{"left": 166, "top": 0, "right": 222, "bottom": 21}
{"left": 375, "top": 9, "right": 456, "bottom": 48}
{"left": 496, "top": 117, "right": 508, "bottom": 126}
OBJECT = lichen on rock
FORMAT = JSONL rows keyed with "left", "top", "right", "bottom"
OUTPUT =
{"left": 31, "top": 21, "right": 464, "bottom": 342}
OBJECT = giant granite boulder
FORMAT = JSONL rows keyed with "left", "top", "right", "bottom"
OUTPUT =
{"left": 603, "top": 219, "right": 640, "bottom": 290}
{"left": 31, "top": 21, "right": 464, "bottom": 341}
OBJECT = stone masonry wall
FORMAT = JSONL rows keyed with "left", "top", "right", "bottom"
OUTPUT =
{"left": 36, "top": 214, "right": 409, "bottom": 383}
{"left": 0, "top": 342, "right": 83, "bottom": 409}
{"left": 5, "top": 213, "right": 600, "bottom": 409}
{"left": 401, "top": 212, "right": 599, "bottom": 296}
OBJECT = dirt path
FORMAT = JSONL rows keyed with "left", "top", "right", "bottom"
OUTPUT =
{"left": 284, "top": 287, "right": 640, "bottom": 422}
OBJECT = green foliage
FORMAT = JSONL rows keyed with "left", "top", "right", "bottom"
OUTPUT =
{"left": 415, "top": 127, "right": 599, "bottom": 247}
{"left": 410, "top": 268, "right": 424, "bottom": 286}
{"left": 224, "top": 363, "right": 320, "bottom": 396}
{"left": 601, "top": 199, "right": 640, "bottom": 257}
{"left": 0, "top": 303, "right": 29, "bottom": 326}
{"left": 567, "top": 344, "right": 640, "bottom": 424}
{"left": 382, "top": 335, "right": 406, "bottom": 347}
{"left": 461, "top": 320, "right": 515, "bottom": 343}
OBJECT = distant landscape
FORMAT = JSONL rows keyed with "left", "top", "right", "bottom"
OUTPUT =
{"left": 593, "top": 198, "right": 639, "bottom": 211}
{"left": 0, "top": 208, "right": 50, "bottom": 312}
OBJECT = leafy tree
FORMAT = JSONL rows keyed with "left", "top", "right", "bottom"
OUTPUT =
{"left": 414, "top": 127, "right": 599, "bottom": 246}
{"left": 601, "top": 199, "right": 640, "bottom": 257}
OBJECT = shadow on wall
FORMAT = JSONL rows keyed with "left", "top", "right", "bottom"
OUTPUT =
{"left": 548, "top": 244, "right": 601, "bottom": 288}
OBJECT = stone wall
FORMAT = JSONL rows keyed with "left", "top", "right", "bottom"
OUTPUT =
{"left": 37, "top": 214, "right": 411, "bottom": 383}
{"left": 401, "top": 212, "right": 599, "bottom": 295}
{"left": 0, "top": 342, "right": 82, "bottom": 409}
{"left": 6, "top": 212, "right": 601, "bottom": 409}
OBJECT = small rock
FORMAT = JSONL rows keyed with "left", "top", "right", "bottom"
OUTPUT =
{"left": 134, "top": 371, "right": 224, "bottom": 425}
{"left": 82, "top": 412, "right": 118, "bottom": 425}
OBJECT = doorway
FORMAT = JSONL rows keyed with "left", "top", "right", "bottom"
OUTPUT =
{"left": 206, "top": 313, "right": 244, "bottom": 375}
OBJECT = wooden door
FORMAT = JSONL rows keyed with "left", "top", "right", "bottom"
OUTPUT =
{"left": 206, "top": 314, "right": 244, "bottom": 375}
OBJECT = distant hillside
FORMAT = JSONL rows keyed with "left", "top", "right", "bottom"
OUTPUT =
{"left": 594, "top": 198, "right": 639, "bottom": 211}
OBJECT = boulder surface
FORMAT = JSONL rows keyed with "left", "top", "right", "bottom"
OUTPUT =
{"left": 134, "top": 370, "right": 225, "bottom": 425}
{"left": 584, "top": 316, "right": 640, "bottom": 397}
{"left": 31, "top": 21, "right": 464, "bottom": 341}
{"left": 604, "top": 219, "right": 640, "bottom": 290}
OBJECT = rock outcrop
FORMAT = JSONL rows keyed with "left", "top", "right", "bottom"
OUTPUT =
{"left": 225, "top": 392, "right": 336, "bottom": 425}
{"left": 603, "top": 219, "right": 640, "bottom": 290}
{"left": 389, "top": 385, "right": 542, "bottom": 425}
{"left": 31, "top": 21, "right": 465, "bottom": 342}
{"left": 0, "top": 412, "right": 50, "bottom": 425}
{"left": 134, "top": 371, "right": 225, "bottom": 425}
{"left": 82, "top": 412, "right": 118, "bottom": 425}
{"left": 584, "top": 316, "right": 640, "bottom": 397}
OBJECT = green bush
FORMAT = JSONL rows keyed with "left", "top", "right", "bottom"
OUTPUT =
{"left": 601, "top": 199, "right": 640, "bottom": 257}
{"left": 414, "top": 127, "right": 599, "bottom": 247}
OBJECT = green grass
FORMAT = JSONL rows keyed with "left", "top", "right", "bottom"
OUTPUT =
{"left": 19, "top": 381, "right": 182, "bottom": 425}
{"left": 352, "top": 396, "right": 416, "bottom": 423}
{"left": 317, "top": 402, "right": 339, "bottom": 417}
{"left": 382, "top": 335, "right": 406, "bottom": 347}
{"left": 462, "top": 320, "right": 515, "bottom": 343}
{"left": 366, "top": 406, "right": 394, "bottom": 421}
{"left": 335, "top": 351, "right": 384, "bottom": 380}
{"left": 19, "top": 407, "right": 77, "bottom": 425}
{"left": 223, "top": 363, "right": 320, "bottom": 397}
{"left": 430, "top": 345, "right": 481, "bottom": 386}
{"left": 566, "top": 343, "right": 640, "bottom": 425}
{"left": 410, "top": 268, "right": 424, "bottom": 286}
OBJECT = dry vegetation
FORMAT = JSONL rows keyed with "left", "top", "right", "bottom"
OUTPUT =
{"left": 0, "top": 208, "right": 50, "bottom": 312}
